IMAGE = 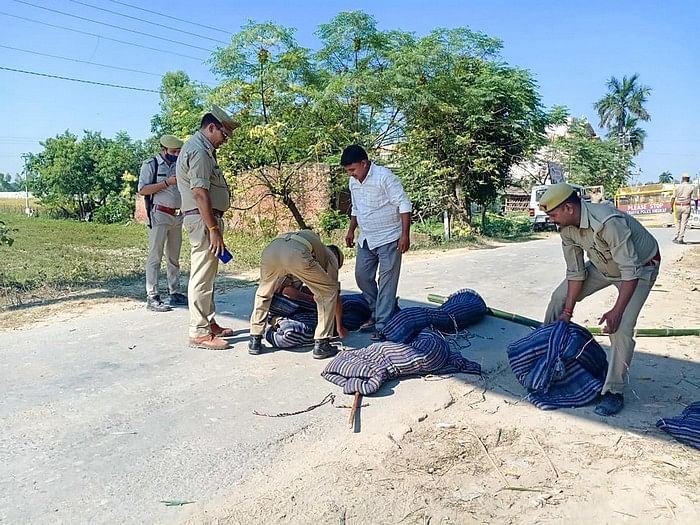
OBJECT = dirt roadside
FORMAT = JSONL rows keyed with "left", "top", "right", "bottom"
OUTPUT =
{"left": 181, "top": 247, "right": 699, "bottom": 525}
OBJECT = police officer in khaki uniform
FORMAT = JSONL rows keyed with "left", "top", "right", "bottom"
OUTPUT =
{"left": 176, "top": 106, "right": 238, "bottom": 350}
{"left": 249, "top": 230, "right": 346, "bottom": 359}
{"left": 671, "top": 173, "right": 698, "bottom": 244}
{"left": 138, "top": 135, "right": 187, "bottom": 312}
{"left": 540, "top": 183, "right": 660, "bottom": 416}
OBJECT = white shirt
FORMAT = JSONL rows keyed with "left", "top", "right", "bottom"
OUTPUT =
{"left": 349, "top": 162, "right": 412, "bottom": 250}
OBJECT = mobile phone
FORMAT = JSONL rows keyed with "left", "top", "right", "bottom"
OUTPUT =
{"left": 218, "top": 248, "right": 233, "bottom": 264}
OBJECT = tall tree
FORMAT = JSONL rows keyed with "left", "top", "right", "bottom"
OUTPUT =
{"left": 551, "top": 119, "right": 632, "bottom": 196}
{"left": 151, "top": 71, "right": 208, "bottom": 139}
{"left": 396, "top": 29, "right": 546, "bottom": 224}
{"left": 209, "top": 22, "right": 320, "bottom": 229}
{"left": 658, "top": 171, "right": 674, "bottom": 183}
{"left": 594, "top": 73, "right": 651, "bottom": 153}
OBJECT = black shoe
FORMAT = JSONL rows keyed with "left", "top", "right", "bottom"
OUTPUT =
{"left": 594, "top": 393, "right": 624, "bottom": 416}
{"left": 146, "top": 295, "right": 172, "bottom": 312}
{"left": 313, "top": 339, "right": 338, "bottom": 359}
{"left": 169, "top": 292, "right": 188, "bottom": 306}
{"left": 248, "top": 335, "right": 263, "bottom": 355}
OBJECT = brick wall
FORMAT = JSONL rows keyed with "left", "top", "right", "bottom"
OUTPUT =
{"left": 134, "top": 163, "right": 333, "bottom": 234}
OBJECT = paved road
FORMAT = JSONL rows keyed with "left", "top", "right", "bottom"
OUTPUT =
{"left": 0, "top": 227, "right": 692, "bottom": 524}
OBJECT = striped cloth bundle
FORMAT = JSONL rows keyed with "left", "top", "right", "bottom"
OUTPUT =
{"left": 507, "top": 320, "right": 608, "bottom": 410}
{"left": 321, "top": 328, "right": 481, "bottom": 395}
{"left": 265, "top": 293, "right": 373, "bottom": 348}
{"left": 382, "top": 289, "right": 487, "bottom": 343}
{"left": 656, "top": 402, "right": 700, "bottom": 449}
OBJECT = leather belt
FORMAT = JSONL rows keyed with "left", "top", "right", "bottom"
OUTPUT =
{"left": 154, "top": 204, "right": 180, "bottom": 216}
{"left": 183, "top": 208, "right": 224, "bottom": 218}
{"left": 643, "top": 251, "right": 661, "bottom": 267}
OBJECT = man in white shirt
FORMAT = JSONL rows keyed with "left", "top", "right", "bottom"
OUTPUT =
{"left": 342, "top": 145, "right": 412, "bottom": 340}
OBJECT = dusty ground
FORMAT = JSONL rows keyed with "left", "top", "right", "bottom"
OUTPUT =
{"left": 2, "top": 230, "right": 698, "bottom": 524}
{"left": 182, "top": 241, "right": 700, "bottom": 525}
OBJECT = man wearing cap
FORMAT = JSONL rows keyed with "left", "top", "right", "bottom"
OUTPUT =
{"left": 248, "top": 230, "right": 346, "bottom": 359}
{"left": 540, "top": 183, "right": 660, "bottom": 416}
{"left": 138, "top": 135, "right": 187, "bottom": 312}
{"left": 671, "top": 173, "right": 698, "bottom": 244}
{"left": 176, "top": 106, "right": 238, "bottom": 350}
{"left": 341, "top": 144, "right": 412, "bottom": 342}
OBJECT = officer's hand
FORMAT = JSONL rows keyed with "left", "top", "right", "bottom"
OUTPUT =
{"left": 337, "top": 325, "right": 349, "bottom": 339}
{"left": 398, "top": 234, "right": 410, "bottom": 253}
{"left": 558, "top": 312, "right": 572, "bottom": 323}
{"left": 345, "top": 229, "right": 355, "bottom": 248}
{"left": 166, "top": 176, "right": 177, "bottom": 186}
{"left": 209, "top": 229, "right": 225, "bottom": 257}
{"left": 599, "top": 307, "right": 623, "bottom": 334}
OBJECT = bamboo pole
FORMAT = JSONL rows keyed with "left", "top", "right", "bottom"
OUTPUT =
{"left": 427, "top": 294, "right": 700, "bottom": 337}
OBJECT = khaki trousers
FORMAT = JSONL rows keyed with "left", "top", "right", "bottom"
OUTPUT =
{"left": 184, "top": 215, "right": 223, "bottom": 338}
{"left": 544, "top": 261, "right": 658, "bottom": 395}
{"left": 250, "top": 237, "right": 338, "bottom": 340}
{"left": 146, "top": 210, "right": 183, "bottom": 298}
{"left": 675, "top": 205, "right": 691, "bottom": 241}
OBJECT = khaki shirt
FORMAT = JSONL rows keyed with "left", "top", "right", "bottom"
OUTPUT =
{"left": 137, "top": 155, "right": 181, "bottom": 208}
{"left": 560, "top": 201, "right": 659, "bottom": 282}
{"left": 674, "top": 182, "right": 698, "bottom": 206}
{"left": 291, "top": 230, "right": 340, "bottom": 289}
{"left": 176, "top": 131, "right": 230, "bottom": 212}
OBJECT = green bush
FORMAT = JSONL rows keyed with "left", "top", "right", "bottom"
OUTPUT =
{"left": 93, "top": 197, "right": 135, "bottom": 224}
{"left": 480, "top": 213, "right": 532, "bottom": 239}
{"left": 318, "top": 209, "right": 349, "bottom": 234}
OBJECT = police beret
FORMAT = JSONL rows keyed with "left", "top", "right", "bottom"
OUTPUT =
{"left": 539, "top": 183, "right": 575, "bottom": 212}
{"left": 159, "top": 134, "right": 183, "bottom": 148}
{"left": 210, "top": 105, "right": 239, "bottom": 132}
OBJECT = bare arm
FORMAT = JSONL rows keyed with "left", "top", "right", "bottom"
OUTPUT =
{"left": 600, "top": 279, "right": 639, "bottom": 333}
{"left": 345, "top": 216, "right": 358, "bottom": 248}
{"left": 398, "top": 212, "right": 411, "bottom": 253}
{"left": 335, "top": 296, "right": 348, "bottom": 338}
{"left": 559, "top": 280, "right": 584, "bottom": 322}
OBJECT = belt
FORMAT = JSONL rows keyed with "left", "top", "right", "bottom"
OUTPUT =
{"left": 183, "top": 208, "right": 224, "bottom": 218}
{"left": 154, "top": 204, "right": 180, "bottom": 216}
{"left": 643, "top": 251, "right": 661, "bottom": 267}
{"left": 277, "top": 232, "right": 313, "bottom": 253}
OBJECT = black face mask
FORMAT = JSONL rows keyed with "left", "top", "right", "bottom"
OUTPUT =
{"left": 165, "top": 153, "right": 178, "bottom": 163}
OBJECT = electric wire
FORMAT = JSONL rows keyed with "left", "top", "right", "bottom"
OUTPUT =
{"left": 0, "top": 65, "right": 161, "bottom": 93}
{"left": 106, "top": 0, "right": 231, "bottom": 36}
{"left": 65, "top": 0, "right": 228, "bottom": 45}
{"left": 0, "top": 11, "right": 206, "bottom": 61}
{"left": 10, "top": 0, "right": 215, "bottom": 53}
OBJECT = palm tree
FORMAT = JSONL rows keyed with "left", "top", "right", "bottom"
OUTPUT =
{"left": 594, "top": 74, "right": 651, "bottom": 153}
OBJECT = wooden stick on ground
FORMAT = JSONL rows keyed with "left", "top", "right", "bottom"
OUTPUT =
{"left": 348, "top": 392, "right": 361, "bottom": 429}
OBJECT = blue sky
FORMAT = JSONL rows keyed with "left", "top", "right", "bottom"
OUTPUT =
{"left": 1, "top": 0, "right": 698, "bottom": 182}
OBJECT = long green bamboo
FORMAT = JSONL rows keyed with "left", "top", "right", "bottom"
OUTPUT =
{"left": 426, "top": 294, "right": 700, "bottom": 337}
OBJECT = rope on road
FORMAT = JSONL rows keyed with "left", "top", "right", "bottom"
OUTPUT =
{"left": 253, "top": 393, "right": 336, "bottom": 417}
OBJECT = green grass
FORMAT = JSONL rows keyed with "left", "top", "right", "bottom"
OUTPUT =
{"left": 0, "top": 212, "right": 269, "bottom": 308}
{"left": 0, "top": 210, "right": 537, "bottom": 309}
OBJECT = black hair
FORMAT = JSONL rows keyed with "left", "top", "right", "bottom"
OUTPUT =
{"left": 563, "top": 191, "right": 581, "bottom": 207}
{"left": 340, "top": 144, "right": 369, "bottom": 166}
{"left": 200, "top": 113, "right": 221, "bottom": 129}
{"left": 327, "top": 244, "right": 343, "bottom": 268}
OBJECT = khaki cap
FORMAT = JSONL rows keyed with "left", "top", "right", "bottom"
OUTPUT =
{"left": 681, "top": 172, "right": 690, "bottom": 180}
{"left": 539, "top": 183, "right": 575, "bottom": 212}
{"left": 210, "top": 105, "right": 239, "bottom": 132}
{"left": 159, "top": 134, "right": 183, "bottom": 149}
